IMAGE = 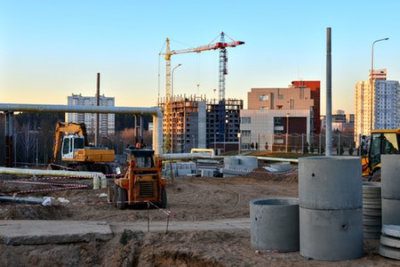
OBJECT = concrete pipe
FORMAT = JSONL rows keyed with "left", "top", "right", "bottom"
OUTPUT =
{"left": 299, "top": 156, "right": 362, "bottom": 210}
{"left": 382, "top": 155, "right": 400, "bottom": 199}
{"left": 250, "top": 197, "right": 299, "bottom": 252}
{"left": 237, "top": 156, "right": 258, "bottom": 169}
{"left": 300, "top": 207, "right": 363, "bottom": 261}
{"left": 382, "top": 198, "right": 400, "bottom": 225}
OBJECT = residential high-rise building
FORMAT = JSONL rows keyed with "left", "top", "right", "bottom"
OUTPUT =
{"left": 355, "top": 80, "right": 373, "bottom": 140}
{"left": 354, "top": 69, "right": 400, "bottom": 145}
{"left": 374, "top": 80, "right": 400, "bottom": 129}
{"left": 67, "top": 94, "right": 115, "bottom": 136}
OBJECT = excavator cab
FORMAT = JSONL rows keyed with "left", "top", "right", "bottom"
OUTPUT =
{"left": 61, "top": 135, "right": 85, "bottom": 160}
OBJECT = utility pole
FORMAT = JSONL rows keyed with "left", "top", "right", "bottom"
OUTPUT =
{"left": 325, "top": 27, "right": 333, "bottom": 156}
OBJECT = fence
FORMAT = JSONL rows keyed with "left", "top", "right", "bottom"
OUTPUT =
{"left": 240, "top": 132, "right": 357, "bottom": 156}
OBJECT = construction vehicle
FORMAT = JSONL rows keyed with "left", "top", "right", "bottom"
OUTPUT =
{"left": 362, "top": 129, "right": 400, "bottom": 177}
{"left": 50, "top": 122, "right": 115, "bottom": 173}
{"left": 109, "top": 147, "right": 167, "bottom": 209}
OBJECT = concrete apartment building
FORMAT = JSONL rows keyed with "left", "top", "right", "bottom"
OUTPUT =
{"left": 158, "top": 95, "right": 242, "bottom": 153}
{"left": 354, "top": 69, "right": 400, "bottom": 145}
{"left": 206, "top": 99, "right": 243, "bottom": 152}
{"left": 374, "top": 80, "right": 400, "bottom": 129}
{"left": 247, "top": 80, "right": 320, "bottom": 134}
{"left": 240, "top": 109, "right": 311, "bottom": 151}
{"left": 241, "top": 81, "right": 319, "bottom": 151}
{"left": 67, "top": 94, "right": 115, "bottom": 136}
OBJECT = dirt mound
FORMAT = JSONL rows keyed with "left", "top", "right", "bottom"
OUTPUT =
{"left": 245, "top": 168, "right": 298, "bottom": 183}
{"left": 0, "top": 204, "right": 69, "bottom": 220}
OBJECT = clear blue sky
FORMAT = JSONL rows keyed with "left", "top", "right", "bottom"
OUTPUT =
{"left": 1, "top": 0, "right": 399, "bottom": 114}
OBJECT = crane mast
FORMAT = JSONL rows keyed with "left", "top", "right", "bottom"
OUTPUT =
{"left": 161, "top": 32, "right": 244, "bottom": 153}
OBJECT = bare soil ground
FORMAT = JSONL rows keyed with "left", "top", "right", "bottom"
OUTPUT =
{"left": 0, "top": 170, "right": 298, "bottom": 222}
{"left": 1, "top": 170, "right": 399, "bottom": 266}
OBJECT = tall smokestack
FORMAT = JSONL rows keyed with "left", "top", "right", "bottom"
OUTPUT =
{"left": 95, "top": 73, "right": 100, "bottom": 146}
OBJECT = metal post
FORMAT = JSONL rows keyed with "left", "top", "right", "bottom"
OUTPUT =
{"left": 35, "top": 134, "right": 39, "bottom": 166}
{"left": 325, "top": 27, "right": 333, "bottom": 156}
{"left": 5, "top": 112, "right": 14, "bottom": 167}
{"left": 319, "top": 133, "right": 322, "bottom": 154}
{"left": 301, "top": 133, "right": 304, "bottom": 154}
{"left": 214, "top": 132, "right": 217, "bottom": 153}
{"left": 238, "top": 132, "right": 241, "bottom": 155}
{"left": 140, "top": 116, "right": 144, "bottom": 143}
{"left": 338, "top": 132, "right": 341, "bottom": 155}
{"left": 285, "top": 114, "right": 289, "bottom": 153}
{"left": 95, "top": 73, "right": 100, "bottom": 147}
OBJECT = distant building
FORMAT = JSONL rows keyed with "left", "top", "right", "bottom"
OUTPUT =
{"left": 158, "top": 95, "right": 243, "bottom": 153}
{"left": 321, "top": 110, "right": 354, "bottom": 133}
{"left": 354, "top": 69, "right": 400, "bottom": 145}
{"left": 291, "top": 81, "right": 321, "bottom": 134}
{"left": 66, "top": 94, "right": 115, "bottom": 136}
{"left": 374, "top": 80, "right": 400, "bottom": 129}
{"left": 247, "top": 80, "right": 320, "bottom": 134}
{"left": 206, "top": 99, "right": 243, "bottom": 153}
{"left": 240, "top": 109, "right": 311, "bottom": 151}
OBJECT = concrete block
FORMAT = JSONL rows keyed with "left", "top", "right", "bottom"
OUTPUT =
{"left": 300, "top": 207, "right": 363, "bottom": 261}
{"left": 250, "top": 198, "right": 299, "bottom": 252}
{"left": 0, "top": 220, "right": 113, "bottom": 245}
{"left": 382, "top": 198, "right": 400, "bottom": 225}
{"left": 382, "top": 155, "right": 400, "bottom": 199}
{"left": 381, "top": 235, "right": 400, "bottom": 249}
{"left": 379, "top": 245, "right": 400, "bottom": 260}
{"left": 299, "top": 156, "right": 362, "bottom": 210}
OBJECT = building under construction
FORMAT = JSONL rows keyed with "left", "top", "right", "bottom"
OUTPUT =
{"left": 158, "top": 95, "right": 243, "bottom": 153}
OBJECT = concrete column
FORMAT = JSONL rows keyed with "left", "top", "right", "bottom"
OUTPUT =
{"left": 325, "top": 27, "right": 333, "bottom": 156}
{"left": 152, "top": 112, "right": 163, "bottom": 155}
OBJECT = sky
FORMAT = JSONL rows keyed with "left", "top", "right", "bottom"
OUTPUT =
{"left": 1, "top": 0, "right": 399, "bottom": 114}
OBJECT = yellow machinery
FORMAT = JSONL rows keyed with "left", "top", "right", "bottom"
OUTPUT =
{"left": 50, "top": 122, "right": 115, "bottom": 173}
{"left": 362, "top": 129, "right": 400, "bottom": 177}
{"left": 110, "top": 148, "right": 167, "bottom": 209}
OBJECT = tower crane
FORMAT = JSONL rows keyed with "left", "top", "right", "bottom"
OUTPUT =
{"left": 160, "top": 32, "right": 244, "bottom": 152}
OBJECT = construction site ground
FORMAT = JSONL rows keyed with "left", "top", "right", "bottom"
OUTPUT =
{"left": 0, "top": 170, "right": 398, "bottom": 266}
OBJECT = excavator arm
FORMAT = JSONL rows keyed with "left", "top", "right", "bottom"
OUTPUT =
{"left": 52, "top": 122, "right": 88, "bottom": 162}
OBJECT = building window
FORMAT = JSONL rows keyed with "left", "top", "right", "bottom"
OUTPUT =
{"left": 241, "top": 117, "right": 251, "bottom": 124}
{"left": 290, "top": 99, "right": 294, "bottom": 110}
{"left": 241, "top": 130, "right": 251, "bottom": 137}
{"left": 259, "top": 95, "right": 269, "bottom": 101}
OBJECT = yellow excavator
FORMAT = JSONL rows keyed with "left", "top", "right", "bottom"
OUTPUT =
{"left": 49, "top": 122, "right": 115, "bottom": 173}
{"left": 362, "top": 129, "right": 400, "bottom": 178}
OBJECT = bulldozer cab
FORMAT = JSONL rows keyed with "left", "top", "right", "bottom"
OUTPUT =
{"left": 61, "top": 135, "right": 85, "bottom": 160}
{"left": 126, "top": 148, "right": 155, "bottom": 168}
